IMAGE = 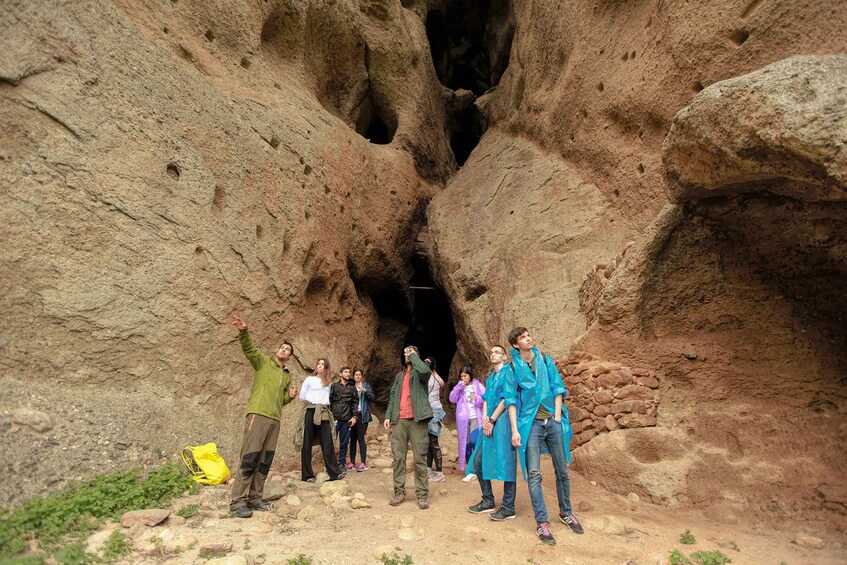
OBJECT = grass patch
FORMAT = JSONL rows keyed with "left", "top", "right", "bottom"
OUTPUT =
{"left": 680, "top": 529, "right": 696, "bottom": 545}
{"left": 175, "top": 504, "right": 199, "bottom": 519}
{"left": 670, "top": 549, "right": 732, "bottom": 565}
{"left": 380, "top": 552, "right": 413, "bottom": 565}
{"left": 100, "top": 531, "right": 132, "bottom": 562}
{"left": 286, "top": 555, "right": 313, "bottom": 565}
{"left": 0, "top": 463, "right": 195, "bottom": 560}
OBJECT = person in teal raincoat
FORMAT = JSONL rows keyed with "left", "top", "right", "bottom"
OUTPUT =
{"left": 467, "top": 345, "right": 521, "bottom": 521}
{"left": 508, "top": 326, "right": 584, "bottom": 545}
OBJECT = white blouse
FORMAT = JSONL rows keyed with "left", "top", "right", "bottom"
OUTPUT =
{"left": 299, "top": 375, "right": 330, "bottom": 405}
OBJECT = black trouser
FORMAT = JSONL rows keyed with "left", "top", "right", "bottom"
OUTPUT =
{"left": 301, "top": 408, "right": 341, "bottom": 480}
{"left": 349, "top": 420, "right": 368, "bottom": 465}
{"left": 427, "top": 433, "right": 442, "bottom": 472}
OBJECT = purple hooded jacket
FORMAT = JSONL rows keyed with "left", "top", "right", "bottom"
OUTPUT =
{"left": 449, "top": 378, "right": 485, "bottom": 471}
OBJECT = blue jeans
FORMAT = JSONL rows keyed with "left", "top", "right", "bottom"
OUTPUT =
{"left": 472, "top": 436, "right": 516, "bottom": 513}
{"left": 525, "top": 418, "right": 572, "bottom": 524}
{"left": 336, "top": 421, "right": 351, "bottom": 467}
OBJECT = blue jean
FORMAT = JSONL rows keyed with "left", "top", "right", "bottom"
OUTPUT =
{"left": 472, "top": 439, "right": 516, "bottom": 513}
{"left": 525, "top": 418, "right": 572, "bottom": 524}
{"left": 336, "top": 421, "right": 351, "bottom": 467}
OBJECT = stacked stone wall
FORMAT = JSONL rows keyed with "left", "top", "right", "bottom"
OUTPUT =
{"left": 559, "top": 352, "right": 660, "bottom": 448}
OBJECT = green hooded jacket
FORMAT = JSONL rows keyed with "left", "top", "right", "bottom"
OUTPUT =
{"left": 239, "top": 329, "right": 293, "bottom": 421}
{"left": 385, "top": 352, "right": 434, "bottom": 423}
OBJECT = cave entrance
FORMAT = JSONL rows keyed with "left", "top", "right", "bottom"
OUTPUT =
{"left": 405, "top": 252, "right": 457, "bottom": 378}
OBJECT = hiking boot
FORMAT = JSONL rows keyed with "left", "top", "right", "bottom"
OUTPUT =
{"left": 428, "top": 472, "right": 445, "bottom": 484}
{"left": 468, "top": 501, "right": 496, "bottom": 514}
{"left": 231, "top": 506, "right": 253, "bottom": 518}
{"left": 357, "top": 463, "right": 367, "bottom": 472}
{"left": 247, "top": 501, "right": 272, "bottom": 512}
{"left": 462, "top": 473, "right": 477, "bottom": 483}
{"left": 536, "top": 522, "right": 556, "bottom": 545}
{"left": 489, "top": 507, "right": 516, "bottom": 521}
{"left": 389, "top": 490, "right": 405, "bottom": 506}
{"left": 417, "top": 497, "right": 429, "bottom": 510}
{"left": 559, "top": 512, "right": 584, "bottom": 534}
{"left": 329, "top": 472, "right": 346, "bottom": 481}
{"left": 304, "top": 477, "right": 316, "bottom": 483}
{"left": 346, "top": 462, "right": 354, "bottom": 471}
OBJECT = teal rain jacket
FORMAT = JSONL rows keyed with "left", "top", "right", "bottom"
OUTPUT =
{"left": 467, "top": 363, "right": 519, "bottom": 482}
{"left": 511, "top": 347, "right": 573, "bottom": 480}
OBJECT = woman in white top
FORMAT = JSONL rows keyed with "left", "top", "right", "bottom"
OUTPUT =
{"left": 299, "top": 358, "right": 343, "bottom": 482}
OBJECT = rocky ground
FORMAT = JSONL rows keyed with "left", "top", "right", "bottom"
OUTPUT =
{"left": 76, "top": 433, "right": 845, "bottom": 565}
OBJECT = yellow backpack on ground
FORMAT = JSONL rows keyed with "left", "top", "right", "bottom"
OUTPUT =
{"left": 181, "top": 443, "right": 231, "bottom": 485}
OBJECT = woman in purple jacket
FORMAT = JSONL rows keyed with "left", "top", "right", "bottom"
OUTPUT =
{"left": 449, "top": 366, "right": 485, "bottom": 478}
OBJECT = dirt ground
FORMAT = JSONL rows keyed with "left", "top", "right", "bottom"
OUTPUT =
{"left": 85, "top": 431, "right": 846, "bottom": 565}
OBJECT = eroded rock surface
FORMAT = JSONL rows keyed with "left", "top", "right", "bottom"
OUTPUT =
{"left": 427, "top": 129, "right": 631, "bottom": 369}
{"left": 574, "top": 55, "right": 847, "bottom": 527}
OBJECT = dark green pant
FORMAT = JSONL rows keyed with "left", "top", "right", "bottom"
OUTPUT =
{"left": 391, "top": 418, "right": 429, "bottom": 499}
{"left": 230, "top": 413, "right": 279, "bottom": 510}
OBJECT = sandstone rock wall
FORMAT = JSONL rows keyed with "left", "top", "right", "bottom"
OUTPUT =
{"left": 0, "top": 0, "right": 451, "bottom": 506}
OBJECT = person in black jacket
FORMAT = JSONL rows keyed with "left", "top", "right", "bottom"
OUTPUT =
{"left": 330, "top": 366, "right": 359, "bottom": 471}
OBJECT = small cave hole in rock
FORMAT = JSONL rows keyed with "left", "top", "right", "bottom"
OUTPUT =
{"left": 637, "top": 163, "right": 646, "bottom": 174}
{"left": 693, "top": 81, "right": 705, "bottom": 92}
{"left": 621, "top": 52, "right": 629, "bottom": 61}
{"left": 613, "top": 189, "right": 620, "bottom": 197}
{"left": 730, "top": 29, "right": 750, "bottom": 46}
{"left": 256, "top": 225, "right": 263, "bottom": 239}
{"left": 269, "top": 135, "right": 280, "bottom": 149}
{"left": 364, "top": 113, "right": 392, "bottom": 145}
{"left": 166, "top": 162, "right": 181, "bottom": 179}
{"left": 204, "top": 30, "right": 215, "bottom": 42}
{"left": 240, "top": 57, "right": 252, "bottom": 69}
{"left": 194, "top": 246, "right": 203, "bottom": 255}
{"left": 597, "top": 82, "right": 605, "bottom": 92}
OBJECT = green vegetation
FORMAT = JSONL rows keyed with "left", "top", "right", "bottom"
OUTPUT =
{"left": 380, "top": 552, "right": 414, "bottom": 565}
{"left": 100, "top": 532, "right": 132, "bottom": 562}
{"left": 680, "top": 529, "right": 697, "bottom": 545}
{"left": 727, "top": 541, "right": 739, "bottom": 552}
{"left": 670, "top": 549, "right": 692, "bottom": 565}
{"left": 0, "top": 463, "right": 195, "bottom": 560}
{"left": 54, "top": 543, "right": 98, "bottom": 565}
{"left": 670, "top": 549, "right": 732, "bottom": 565}
{"left": 175, "top": 504, "right": 199, "bottom": 519}
{"left": 286, "top": 555, "right": 313, "bottom": 565}
{"left": 690, "top": 550, "right": 731, "bottom": 565}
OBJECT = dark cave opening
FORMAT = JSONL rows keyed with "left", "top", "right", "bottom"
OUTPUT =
{"left": 405, "top": 252, "right": 457, "bottom": 376}
{"left": 450, "top": 104, "right": 486, "bottom": 166}
{"left": 426, "top": 0, "right": 514, "bottom": 95}
{"left": 426, "top": 0, "right": 513, "bottom": 165}
{"left": 363, "top": 112, "right": 392, "bottom": 145}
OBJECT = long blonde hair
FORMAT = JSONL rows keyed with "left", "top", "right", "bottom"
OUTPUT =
{"left": 313, "top": 358, "right": 332, "bottom": 387}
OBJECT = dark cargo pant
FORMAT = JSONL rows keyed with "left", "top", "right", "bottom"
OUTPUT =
{"left": 230, "top": 413, "right": 279, "bottom": 510}
{"left": 391, "top": 417, "right": 430, "bottom": 500}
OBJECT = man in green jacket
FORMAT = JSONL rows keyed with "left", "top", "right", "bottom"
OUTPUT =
{"left": 384, "top": 345, "right": 433, "bottom": 509}
{"left": 229, "top": 314, "right": 298, "bottom": 518}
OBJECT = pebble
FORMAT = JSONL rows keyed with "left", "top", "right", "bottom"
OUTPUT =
{"left": 286, "top": 495, "right": 301, "bottom": 506}
{"left": 397, "top": 527, "right": 415, "bottom": 541}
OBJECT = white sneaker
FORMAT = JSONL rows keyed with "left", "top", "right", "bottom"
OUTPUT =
{"left": 462, "top": 473, "right": 477, "bottom": 483}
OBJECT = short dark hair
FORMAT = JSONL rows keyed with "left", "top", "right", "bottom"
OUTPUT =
{"left": 492, "top": 344, "right": 508, "bottom": 355}
{"left": 353, "top": 368, "right": 363, "bottom": 375}
{"left": 339, "top": 365, "right": 351, "bottom": 373}
{"left": 507, "top": 327, "right": 529, "bottom": 347}
{"left": 279, "top": 340, "right": 293, "bottom": 351}
{"left": 424, "top": 356, "right": 437, "bottom": 370}
{"left": 459, "top": 366, "right": 473, "bottom": 379}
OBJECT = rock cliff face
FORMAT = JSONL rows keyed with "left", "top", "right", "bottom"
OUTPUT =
{"left": 1, "top": 0, "right": 846, "bottom": 531}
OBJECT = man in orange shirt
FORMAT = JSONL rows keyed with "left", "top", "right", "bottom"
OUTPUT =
{"left": 384, "top": 345, "right": 433, "bottom": 509}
